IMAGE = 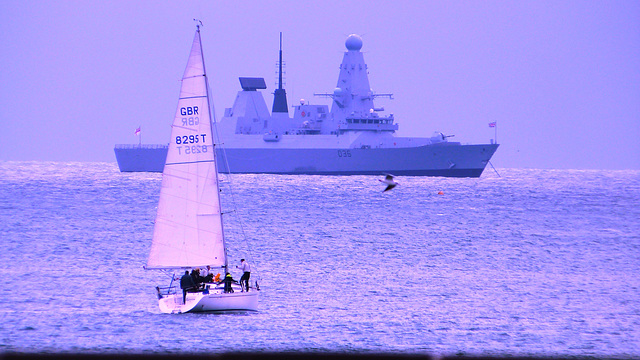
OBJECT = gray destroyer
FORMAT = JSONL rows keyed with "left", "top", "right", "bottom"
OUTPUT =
{"left": 115, "top": 34, "right": 498, "bottom": 177}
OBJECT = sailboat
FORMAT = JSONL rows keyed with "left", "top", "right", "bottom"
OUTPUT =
{"left": 145, "top": 23, "right": 259, "bottom": 314}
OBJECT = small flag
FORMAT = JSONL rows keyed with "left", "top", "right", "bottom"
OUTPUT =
{"left": 489, "top": 122, "right": 496, "bottom": 128}
{"left": 134, "top": 127, "right": 141, "bottom": 136}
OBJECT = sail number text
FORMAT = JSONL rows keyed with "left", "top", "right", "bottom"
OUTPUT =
{"left": 176, "top": 144, "right": 208, "bottom": 155}
{"left": 181, "top": 106, "right": 199, "bottom": 126}
{"left": 181, "top": 106, "right": 198, "bottom": 115}
{"left": 175, "top": 133, "right": 208, "bottom": 155}
{"left": 175, "top": 134, "right": 207, "bottom": 145}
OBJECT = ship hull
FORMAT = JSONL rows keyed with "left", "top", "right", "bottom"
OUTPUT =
{"left": 114, "top": 143, "right": 498, "bottom": 177}
{"left": 114, "top": 145, "right": 168, "bottom": 172}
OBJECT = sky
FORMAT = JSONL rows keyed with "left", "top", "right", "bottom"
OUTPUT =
{"left": 1, "top": 0, "right": 638, "bottom": 170}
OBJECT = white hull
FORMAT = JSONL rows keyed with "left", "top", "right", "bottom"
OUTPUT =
{"left": 158, "top": 284, "right": 258, "bottom": 314}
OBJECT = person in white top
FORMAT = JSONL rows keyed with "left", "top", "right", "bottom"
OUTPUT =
{"left": 237, "top": 259, "right": 251, "bottom": 292}
{"left": 201, "top": 265, "right": 214, "bottom": 283}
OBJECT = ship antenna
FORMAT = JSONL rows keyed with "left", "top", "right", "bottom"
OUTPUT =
{"left": 193, "top": 18, "right": 203, "bottom": 29}
{"left": 278, "top": 32, "right": 283, "bottom": 90}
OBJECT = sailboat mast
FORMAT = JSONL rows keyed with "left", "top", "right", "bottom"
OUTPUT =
{"left": 196, "top": 23, "right": 229, "bottom": 273}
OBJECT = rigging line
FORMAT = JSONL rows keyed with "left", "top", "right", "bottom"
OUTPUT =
{"left": 220, "top": 165, "right": 261, "bottom": 281}
{"left": 488, "top": 160, "right": 501, "bottom": 177}
{"left": 207, "top": 82, "right": 261, "bottom": 282}
{"left": 217, "top": 154, "right": 259, "bottom": 278}
{"left": 226, "top": 181, "right": 261, "bottom": 281}
{"left": 211, "top": 121, "right": 261, "bottom": 282}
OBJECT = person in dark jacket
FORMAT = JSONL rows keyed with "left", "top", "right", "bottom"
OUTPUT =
{"left": 218, "top": 273, "right": 237, "bottom": 293}
{"left": 180, "top": 270, "right": 196, "bottom": 304}
{"left": 190, "top": 269, "right": 203, "bottom": 288}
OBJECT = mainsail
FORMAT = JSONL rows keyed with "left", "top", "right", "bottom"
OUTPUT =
{"left": 147, "top": 28, "right": 226, "bottom": 270}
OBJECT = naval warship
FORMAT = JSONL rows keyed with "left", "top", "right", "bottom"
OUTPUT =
{"left": 115, "top": 34, "right": 498, "bottom": 177}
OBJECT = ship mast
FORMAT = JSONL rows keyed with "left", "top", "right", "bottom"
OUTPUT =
{"left": 272, "top": 32, "right": 288, "bottom": 114}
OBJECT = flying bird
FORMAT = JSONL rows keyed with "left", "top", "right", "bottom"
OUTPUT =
{"left": 379, "top": 174, "right": 398, "bottom": 192}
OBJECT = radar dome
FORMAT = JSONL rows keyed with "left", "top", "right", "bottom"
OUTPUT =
{"left": 333, "top": 87, "right": 343, "bottom": 97}
{"left": 345, "top": 34, "right": 363, "bottom": 51}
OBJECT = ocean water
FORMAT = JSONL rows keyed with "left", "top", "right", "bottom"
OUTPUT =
{"left": 0, "top": 161, "right": 639, "bottom": 357}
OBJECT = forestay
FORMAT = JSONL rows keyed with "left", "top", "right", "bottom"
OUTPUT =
{"left": 146, "top": 29, "right": 225, "bottom": 270}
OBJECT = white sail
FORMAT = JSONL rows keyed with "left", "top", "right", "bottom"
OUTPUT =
{"left": 147, "top": 29, "right": 226, "bottom": 270}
